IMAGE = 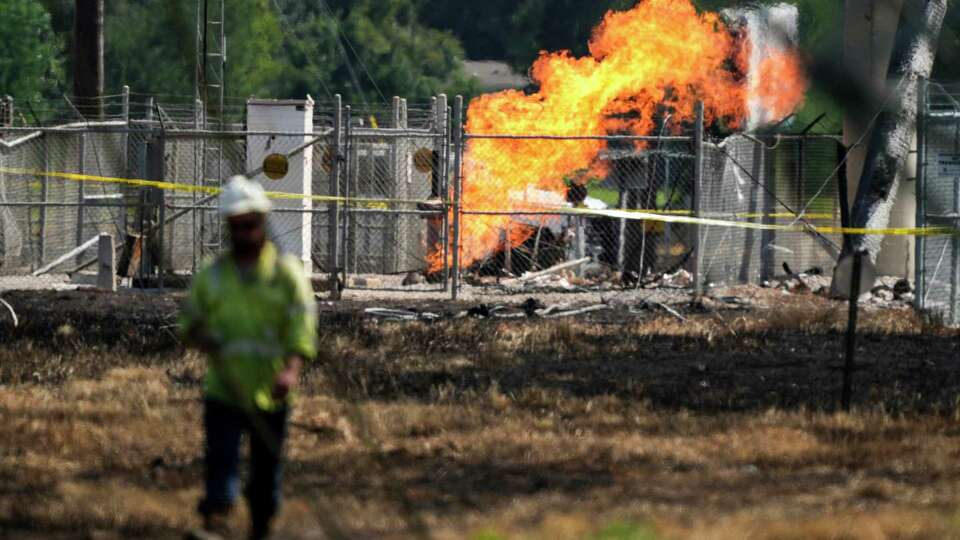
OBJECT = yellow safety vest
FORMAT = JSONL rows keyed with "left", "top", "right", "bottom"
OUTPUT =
{"left": 179, "top": 242, "right": 317, "bottom": 411}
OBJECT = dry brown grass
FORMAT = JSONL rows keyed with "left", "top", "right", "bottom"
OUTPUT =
{"left": 3, "top": 302, "right": 960, "bottom": 539}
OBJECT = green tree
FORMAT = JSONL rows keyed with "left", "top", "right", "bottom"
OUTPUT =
{"left": 104, "top": 1, "right": 194, "bottom": 96}
{"left": 104, "top": 0, "right": 282, "bottom": 100}
{"left": 273, "top": 0, "right": 479, "bottom": 104}
{"left": 0, "top": 0, "right": 64, "bottom": 102}
{"left": 501, "top": 0, "right": 635, "bottom": 72}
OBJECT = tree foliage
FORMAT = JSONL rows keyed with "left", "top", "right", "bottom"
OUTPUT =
{"left": 25, "top": 0, "right": 476, "bottom": 105}
{"left": 0, "top": 0, "right": 64, "bottom": 101}
{"left": 7, "top": 0, "right": 957, "bottom": 123}
{"left": 273, "top": 0, "right": 478, "bottom": 104}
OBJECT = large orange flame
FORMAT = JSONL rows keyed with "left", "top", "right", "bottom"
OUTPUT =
{"left": 430, "top": 0, "right": 807, "bottom": 273}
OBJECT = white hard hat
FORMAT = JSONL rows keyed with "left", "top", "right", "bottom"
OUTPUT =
{"left": 219, "top": 175, "right": 272, "bottom": 217}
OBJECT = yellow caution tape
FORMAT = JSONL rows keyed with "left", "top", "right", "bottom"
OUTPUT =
{"left": 562, "top": 207, "right": 952, "bottom": 237}
{"left": 0, "top": 167, "right": 952, "bottom": 237}
{"left": 0, "top": 167, "right": 429, "bottom": 209}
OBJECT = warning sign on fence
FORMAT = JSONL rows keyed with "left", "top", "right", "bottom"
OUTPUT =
{"left": 937, "top": 152, "right": 960, "bottom": 178}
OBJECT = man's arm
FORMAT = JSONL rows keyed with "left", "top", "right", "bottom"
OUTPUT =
{"left": 273, "top": 258, "right": 318, "bottom": 399}
{"left": 272, "top": 355, "right": 303, "bottom": 399}
{"left": 179, "top": 267, "right": 221, "bottom": 354}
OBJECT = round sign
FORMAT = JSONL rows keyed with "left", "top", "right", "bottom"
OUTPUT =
{"left": 262, "top": 153, "right": 289, "bottom": 180}
{"left": 413, "top": 148, "right": 435, "bottom": 174}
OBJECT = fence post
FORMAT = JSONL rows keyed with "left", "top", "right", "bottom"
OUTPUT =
{"left": 139, "top": 134, "right": 166, "bottom": 285}
{"left": 38, "top": 130, "right": 49, "bottom": 266}
{"left": 436, "top": 94, "right": 449, "bottom": 289}
{"left": 451, "top": 95, "right": 464, "bottom": 301}
{"left": 841, "top": 249, "right": 865, "bottom": 411}
{"left": 953, "top": 106, "right": 960, "bottom": 325}
{"left": 342, "top": 105, "right": 352, "bottom": 278}
{"left": 692, "top": 101, "right": 704, "bottom": 295}
{"left": 328, "top": 95, "right": 342, "bottom": 281}
{"left": 121, "top": 86, "right": 130, "bottom": 171}
{"left": 191, "top": 98, "right": 200, "bottom": 273}
{"left": 759, "top": 138, "right": 776, "bottom": 281}
{"left": 156, "top": 132, "right": 166, "bottom": 289}
{"left": 76, "top": 132, "right": 87, "bottom": 264}
{"left": 915, "top": 78, "right": 927, "bottom": 312}
{"left": 388, "top": 96, "right": 401, "bottom": 273}
{"left": 97, "top": 233, "right": 116, "bottom": 291}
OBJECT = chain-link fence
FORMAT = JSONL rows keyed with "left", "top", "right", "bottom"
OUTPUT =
{"left": 0, "top": 93, "right": 848, "bottom": 298}
{"left": 0, "top": 128, "right": 130, "bottom": 283}
{"left": 455, "top": 133, "right": 698, "bottom": 288}
{"left": 698, "top": 134, "right": 843, "bottom": 288}
{"left": 0, "top": 94, "right": 451, "bottom": 292}
{"left": 917, "top": 81, "right": 960, "bottom": 324}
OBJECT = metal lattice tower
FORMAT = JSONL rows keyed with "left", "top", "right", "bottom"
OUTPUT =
{"left": 195, "top": 0, "right": 226, "bottom": 259}
{"left": 195, "top": 0, "right": 226, "bottom": 128}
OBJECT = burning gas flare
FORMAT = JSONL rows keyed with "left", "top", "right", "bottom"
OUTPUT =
{"left": 430, "top": 0, "right": 807, "bottom": 272}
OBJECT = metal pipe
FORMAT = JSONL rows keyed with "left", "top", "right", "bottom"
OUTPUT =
{"left": 953, "top": 115, "right": 960, "bottom": 324}
{"left": 0, "top": 120, "right": 132, "bottom": 133}
{"left": 76, "top": 132, "right": 87, "bottom": 263}
{"left": 156, "top": 133, "right": 166, "bottom": 289}
{"left": 437, "top": 95, "right": 451, "bottom": 290}
{"left": 329, "top": 95, "right": 342, "bottom": 276}
{"left": 0, "top": 202, "right": 139, "bottom": 208}
{"left": 0, "top": 124, "right": 337, "bottom": 138}
{"left": 451, "top": 96, "right": 464, "bottom": 300}
{"left": 38, "top": 132, "right": 49, "bottom": 264}
{"left": 465, "top": 134, "right": 692, "bottom": 142}
{"left": 0, "top": 131, "right": 43, "bottom": 150}
{"left": 916, "top": 78, "right": 927, "bottom": 312}
{"left": 191, "top": 98, "right": 199, "bottom": 274}
{"left": 164, "top": 204, "right": 442, "bottom": 216}
{"left": 342, "top": 105, "right": 351, "bottom": 279}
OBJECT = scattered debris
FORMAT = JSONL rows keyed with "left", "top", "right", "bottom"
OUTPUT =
{"left": 0, "top": 297, "right": 17, "bottom": 327}
{"left": 514, "top": 257, "right": 591, "bottom": 283}
{"left": 893, "top": 278, "right": 912, "bottom": 298}
{"left": 660, "top": 269, "right": 693, "bottom": 289}
{"left": 763, "top": 271, "right": 915, "bottom": 308}
{"left": 542, "top": 304, "right": 608, "bottom": 318}
{"left": 521, "top": 297, "right": 546, "bottom": 317}
{"left": 402, "top": 271, "right": 426, "bottom": 286}
{"left": 651, "top": 300, "right": 686, "bottom": 321}
{"left": 582, "top": 261, "right": 612, "bottom": 281}
{"left": 364, "top": 308, "right": 439, "bottom": 321}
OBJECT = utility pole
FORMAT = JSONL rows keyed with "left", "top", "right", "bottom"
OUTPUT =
{"left": 73, "top": 0, "right": 104, "bottom": 119}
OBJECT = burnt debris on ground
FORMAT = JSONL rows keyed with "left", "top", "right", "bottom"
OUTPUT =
{"left": 0, "top": 284, "right": 953, "bottom": 413}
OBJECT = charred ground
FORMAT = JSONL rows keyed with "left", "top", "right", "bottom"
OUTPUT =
{"left": 1, "top": 288, "right": 960, "bottom": 539}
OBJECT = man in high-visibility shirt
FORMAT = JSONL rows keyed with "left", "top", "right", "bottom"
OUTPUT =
{"left": 181, "top": 176, "right": 317, "bottom": 540}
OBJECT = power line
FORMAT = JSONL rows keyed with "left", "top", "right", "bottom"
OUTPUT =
{"left": 269, "top": 0, "right": 334, "bottom": 101}
{"left": 316, "top": 0, "right": 389, "bottom": 106}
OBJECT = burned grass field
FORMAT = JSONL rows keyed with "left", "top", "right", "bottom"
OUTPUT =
{"left": 2, "top": 289, "right": 960, "bottom": 539}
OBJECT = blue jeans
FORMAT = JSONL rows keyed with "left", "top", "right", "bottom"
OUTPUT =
{"left": 198, "top": 399, "right": 288, "bottom": 532}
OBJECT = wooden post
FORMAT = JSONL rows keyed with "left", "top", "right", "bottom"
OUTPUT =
{"left": 97, "top": 233, "right": 116, "bottom": 291}
{"left": 73, "top": 0, "right": 104, "bottom": 119}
